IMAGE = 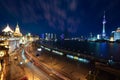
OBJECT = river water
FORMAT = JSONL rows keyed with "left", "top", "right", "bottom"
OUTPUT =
{"left": 46, "top": 40, "right": 120, "bottom": 62}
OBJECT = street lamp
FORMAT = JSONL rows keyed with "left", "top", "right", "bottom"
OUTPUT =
{"left": 0, "top": 51, "right": 5, "bottom": 71}
{"left": 0, "top": 62, "right": 2, "bottom": 71}
{"left": 0, "top": 51, "right": 5, "bottom": 57}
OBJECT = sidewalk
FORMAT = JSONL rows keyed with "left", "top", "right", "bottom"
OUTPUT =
{"left": 8, "top": 50, "right": 25, "bottom": 80}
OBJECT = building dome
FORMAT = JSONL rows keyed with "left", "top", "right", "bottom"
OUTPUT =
{"left": 1, "top": 24, "right": 14, "bottom": 37}
{"left": 2, "top": 24, "right": 13, "bottom": 33}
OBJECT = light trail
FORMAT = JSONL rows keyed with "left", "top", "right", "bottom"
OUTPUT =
{"left": 25, "top": 49, "right": 71, "bottom": 80}
{"left": 21, "top": 48, "right": 55, "bottom": 80}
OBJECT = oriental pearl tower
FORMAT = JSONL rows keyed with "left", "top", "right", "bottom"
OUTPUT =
{"left": 102, "top": 11, "right": 106, "bottom": 39}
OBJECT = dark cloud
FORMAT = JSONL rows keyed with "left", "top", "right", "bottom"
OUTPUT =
{"left": 69, "top": 0, "right": 77, "bottom": 11}
{"left": 0, "top": 0, "right": 120, "bottom": 35}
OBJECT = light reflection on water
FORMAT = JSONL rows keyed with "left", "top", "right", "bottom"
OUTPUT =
{"left": 51, "top": 41, "right": 120, "bottom": 61}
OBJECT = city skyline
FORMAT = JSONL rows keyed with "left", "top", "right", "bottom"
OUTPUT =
{"left": 0, "top": 1, "right": 120, "bottom": 80}
{"left": 0, "top": 0, "right": 120, "bottom": 36}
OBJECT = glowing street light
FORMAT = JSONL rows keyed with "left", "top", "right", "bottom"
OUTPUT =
{"left": 0, "top": 51, "right": 5, "bottom": 57}
{"left": 0, "top": 62, "right": 2, "bottom": 71}
{"left": 0, "top": 51, "right": 5, "bottom": 72}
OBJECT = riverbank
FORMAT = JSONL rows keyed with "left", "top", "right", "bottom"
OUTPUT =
{"left": 42, "top": 40, "right": 120, "bottom": 61}
{"left": 40, "top": 40, "right": 120, "bottom": 68}
{"left": 30, "top": 40, "right": 120, "bottom": 80}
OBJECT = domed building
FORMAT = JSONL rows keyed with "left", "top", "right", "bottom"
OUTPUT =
{"left": 1, "top": 24, "right": 14, "bottom": 37}
{"left": 1, "top": 23, "right": 22, "bottom": 38}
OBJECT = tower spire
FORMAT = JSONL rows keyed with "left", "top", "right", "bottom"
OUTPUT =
{"left": 14, "top": 23, "right": 22, "bottom": 37}
{"left": 102, "top": 11, "right": 106, "bottom": 39}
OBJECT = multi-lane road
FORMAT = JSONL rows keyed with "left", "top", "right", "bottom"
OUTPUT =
{"left": 8, "top": 42, "right": 71, "bottom": 80}
{"left": 24, "top": 47, "right": 71, "bottom": 80}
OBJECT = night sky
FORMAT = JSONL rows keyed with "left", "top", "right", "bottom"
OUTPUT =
{"left": 0, "top": 0, "right": 120, "bottom": 37}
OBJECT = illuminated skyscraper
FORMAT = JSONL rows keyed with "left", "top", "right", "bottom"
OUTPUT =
{"left": 51, "top": 33, "right": 53, "bottom": 39}
{"left": 45, "top": 33, "right": 48, "bottom": 41}
{"left": 102, "top": 11, "right": 106, "bottom": 39}
{"left": 48, "top": 33, "right": 50, "bottom": 40}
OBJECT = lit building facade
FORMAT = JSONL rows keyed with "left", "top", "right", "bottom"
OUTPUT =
{"left": 1, "top": 24, "right": 14, "bottom": 37}
{"left": 14, "top": 23, "right": 22, "bottom": 37}
{"left": 114, "top": 27, "right": 120, "bottom": 41}
{"left": 97, "top": 34, "right": 101, "bottom": 40}
{"left": 109, "top": 31, "right": 115, "bottom": 42}
{"left": 1, "top": 24, "right": 22, "bottom": 38}
{"left": 2, "top": 24, "right": 13, "bottom": 33}
{"left": 43, "top": 33, "right": 57, "bottom": 41}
